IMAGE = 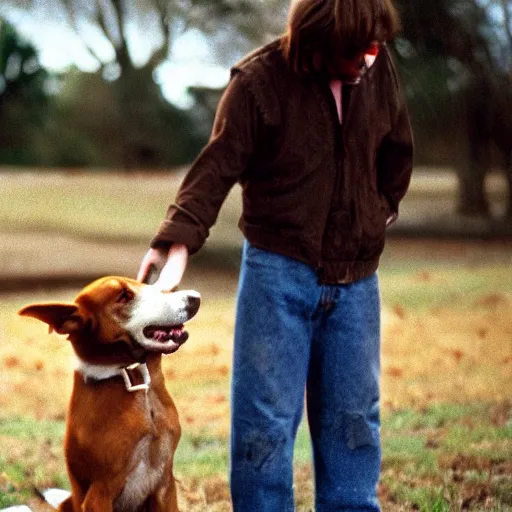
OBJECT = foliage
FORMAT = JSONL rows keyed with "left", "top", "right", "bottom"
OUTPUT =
{"left": 393, "top": 0, "right": 512, "bottom": 216}
{"left": 46, "top": 67, "right": 204, "bottom": 167}
{"left": 0, "top": 0, "right": 287, "bottom": 168}
{"left": 0, "top": 19, "right": 50, "bottom": 165}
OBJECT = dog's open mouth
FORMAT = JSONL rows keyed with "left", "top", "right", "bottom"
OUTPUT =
{"left": 142, "top": 324, "right": 189, "bottom": 353}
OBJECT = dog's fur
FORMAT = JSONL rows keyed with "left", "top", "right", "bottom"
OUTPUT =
{"left": 19, "top": 276, "right": 200, "bottom": 512}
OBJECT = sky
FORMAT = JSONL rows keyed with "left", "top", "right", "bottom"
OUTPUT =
{"left": 0, "top": 6, "right": 233, "bottom": 109}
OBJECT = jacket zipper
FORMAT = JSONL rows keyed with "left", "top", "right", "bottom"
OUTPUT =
{"left": 316, "top": 72, "right": 366, "bottom": 278}
{"left": 316, "top": 82, "right": 345, "bottom": 275}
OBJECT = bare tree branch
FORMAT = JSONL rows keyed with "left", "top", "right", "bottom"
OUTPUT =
{"left": 4, "top": 0, "right": 285, "bottom": 72}
{"left": 499, "top": 0, "right": 512, "bottom": 61}
{"left": 152, "top": 0, "right": 171, "bottom": 61}
{"left": 94, "top": 0, "right": 117, "bottom": 49}
{"left": 108, "top": 0, "right": 131, "bottom": 68}
{"left": 60, "top": 0, "right": 106, "bottom": 67}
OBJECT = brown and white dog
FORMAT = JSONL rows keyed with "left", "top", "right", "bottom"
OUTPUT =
{"left": 18, "top": 276, "right": 200, "bottom": 512}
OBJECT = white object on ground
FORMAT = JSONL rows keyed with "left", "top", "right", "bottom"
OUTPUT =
{"left": 40, "top": 488, "right": 72, "bottom": 508}
{"left": 0, "top": 488, "right": 71, "bottom": 512}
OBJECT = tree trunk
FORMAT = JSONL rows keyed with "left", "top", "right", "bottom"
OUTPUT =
{"left": 506, "top": 153, "right": 512, "bottom": 218}
{"left": 457, "top": 79, "right": 493, "bottom": 218}
{"left": 456, "top": 163, "right": 490, "bottom": 217}
{"left": 110, "top": 60, "right": 169, "bottom": 169}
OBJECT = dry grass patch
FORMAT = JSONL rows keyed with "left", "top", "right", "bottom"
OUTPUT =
{"left": 1, "top": 240, "right": 511, "bottom": 510}
{"left": 4, "top": 281, "right": 510, "bottom": 423}
{"left": 381, "top": 296, "right": 512, "bottom": 409}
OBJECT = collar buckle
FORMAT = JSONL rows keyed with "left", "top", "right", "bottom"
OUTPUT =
{"left": 121, "top": 362, "right": 151, "bottom": 392}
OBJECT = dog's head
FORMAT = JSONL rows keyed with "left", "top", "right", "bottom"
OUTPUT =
{"left": 18, "top": 277, "right": 200, "bottom": 366}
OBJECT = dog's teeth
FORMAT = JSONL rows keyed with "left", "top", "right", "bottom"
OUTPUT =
{"left": 144, "top": 325, "right": 185, "bottom": 344}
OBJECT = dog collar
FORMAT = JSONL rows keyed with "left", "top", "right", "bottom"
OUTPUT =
{"left": 76, "top": 359, "right": 151, "bottom": 393}
{"left": 121, "top": 362, "right": 151, "bottom": 392}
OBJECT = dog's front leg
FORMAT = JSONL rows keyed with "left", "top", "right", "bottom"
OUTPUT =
{"left": 57, "top": 496, "right": 74, "bottom": 512}
{"left": 59, "top": 473, "right": 86, "bottom": 512}
{"left": 147, "top": 478, "right": 179, "bottom": 512}
{"left": 81, "top": 483, "right": 114, "bottom": 512}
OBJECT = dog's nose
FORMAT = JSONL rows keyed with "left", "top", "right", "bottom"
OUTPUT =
{"left": 186, "top": 294, "right": 201, "bottom": 317}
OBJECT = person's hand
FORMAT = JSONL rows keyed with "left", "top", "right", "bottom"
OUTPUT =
{"left": 137, "top": 244, "right": 189, "bottom": 291}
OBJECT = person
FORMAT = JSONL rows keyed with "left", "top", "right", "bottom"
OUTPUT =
{"left": 138, "top": 0, "right": 413, "bottom": 509}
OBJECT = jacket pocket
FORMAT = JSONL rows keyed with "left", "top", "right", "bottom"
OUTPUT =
{"left": 357, "top": 189, "right": 388, "bottom": 261}
{"left": 363, "top": 192, "right": 388, "bottom": 233}
{"left": 321, "top": 210, "right": 360, "bottom": 261}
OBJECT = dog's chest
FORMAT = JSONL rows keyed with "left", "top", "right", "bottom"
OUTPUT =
{"left": 114, "top": 431, "right": 172, "bottom": 511}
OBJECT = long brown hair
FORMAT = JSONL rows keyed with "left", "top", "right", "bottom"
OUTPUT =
{"left": 282, "top": 0, "right": 400, "bottom": 76}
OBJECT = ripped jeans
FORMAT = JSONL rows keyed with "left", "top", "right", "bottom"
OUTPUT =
{"left": 230, "top": 242, "right": 381, "bottom": 511}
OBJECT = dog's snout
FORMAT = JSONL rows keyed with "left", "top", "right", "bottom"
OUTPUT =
{"left": 185, "top": 294, "right": 200, "bottom": 317}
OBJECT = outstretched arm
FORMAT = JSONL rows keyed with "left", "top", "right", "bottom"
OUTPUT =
{"left": 150, "top": 73, "right": 261, "bottom": 254}
{"left": 138, "top": 73, "right": 261, "bottom": 287}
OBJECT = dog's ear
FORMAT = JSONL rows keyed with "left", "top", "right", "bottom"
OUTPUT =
{"left": 18, "top": 303, "right": 84, "bottom": 335}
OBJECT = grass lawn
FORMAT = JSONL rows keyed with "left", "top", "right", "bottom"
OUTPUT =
{"left": 0, "top": 171, "right": 243, "bottom": 247}
{"left": 1, "top": 404, "right": 510, "bottom": 511}
{"left": 0, "top": 171, "right": 511, "bottom": 511}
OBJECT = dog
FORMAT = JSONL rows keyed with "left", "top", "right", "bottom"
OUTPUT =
{"left": 18, "top": 276, "right": 200, "bottom": 512}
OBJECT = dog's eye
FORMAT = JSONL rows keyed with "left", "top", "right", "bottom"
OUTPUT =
{"left": 117, "top": 288, "right": 135, "bottom": 304}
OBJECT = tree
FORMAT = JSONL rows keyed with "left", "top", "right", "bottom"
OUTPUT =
{"left": 0, "top": 0, "right": 286, "bottom": 168}
{"left": 0, "top": 18, "right": 51, "bottom": 165}
{"left": 394, "top": 0, "right": 512, "bottom": 218}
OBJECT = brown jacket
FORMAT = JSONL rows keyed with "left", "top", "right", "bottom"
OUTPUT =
{"left": 151, "top": 40, "right": 413, "bottom": 284}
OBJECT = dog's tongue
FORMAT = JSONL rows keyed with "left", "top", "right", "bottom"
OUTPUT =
{"left": 153, "top": 329, "right": 168, "bottom": 341}
{"left": 145, "top": 325, "right": 187, "bottom": 343}
{"left": 153, "top": 327, "right": 182, "bottom": 341}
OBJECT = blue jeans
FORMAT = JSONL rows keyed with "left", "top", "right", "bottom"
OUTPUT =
{"left": 230, "top": 242, "right": 381, "bottom": 511}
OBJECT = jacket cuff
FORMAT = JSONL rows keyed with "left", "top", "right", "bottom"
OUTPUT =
{"left": 386, "top": 211, "right": 398, "bottom": 227}
{"left": 150, "top": 219, "right": 205, "bottom": 255}
{"left": 382, "top": 194, "right": 398, "bottom": 227}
